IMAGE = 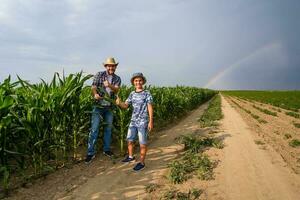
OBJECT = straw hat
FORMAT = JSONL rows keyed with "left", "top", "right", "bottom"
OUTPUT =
{"left": 103, "top": 57, "right": 119, "bottom": 66}
{"left": 131, "top": 72, "right": 147, "bottom": 85}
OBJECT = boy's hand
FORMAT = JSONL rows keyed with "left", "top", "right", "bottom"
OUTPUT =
{"left": 148, "top": 121, "right": 153, "bottom": 132}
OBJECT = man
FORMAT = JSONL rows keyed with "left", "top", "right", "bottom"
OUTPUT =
{"left": 85, "top": 57, "right": 121, "bottom": 164}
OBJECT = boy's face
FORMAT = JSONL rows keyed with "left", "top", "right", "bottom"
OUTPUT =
{"left": 133, "top": 77, "right": 144, "bottom": 89}
{"left": 105, "top": 64, "right": 117, "bottom": 75}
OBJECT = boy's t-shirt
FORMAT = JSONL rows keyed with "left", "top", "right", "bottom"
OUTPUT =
{"left": 126, "top": 90, "right": 153, "bottom": 128}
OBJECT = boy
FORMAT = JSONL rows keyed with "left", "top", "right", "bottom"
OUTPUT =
{"left": 116, "top": 72, "right": 153, "bottom": 172}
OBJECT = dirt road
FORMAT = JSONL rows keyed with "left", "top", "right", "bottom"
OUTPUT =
{"left": 210, "top": 96, "right": 300, "bottom": 200}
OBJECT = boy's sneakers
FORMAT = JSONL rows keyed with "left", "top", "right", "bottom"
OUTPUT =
{"left": 103, "top": 151, "right": 114, "bottom": 158}
{"left": 85, "top": 155, "right": 95, "bottom": 164}
{"left": 121, "top": 156, "right": 135, "bottom": 163}
{"left": 133, "top": 162, "right": 145, "bottom": 172}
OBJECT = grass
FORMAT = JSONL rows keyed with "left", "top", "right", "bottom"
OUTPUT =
{"left": 168, "top": 135, "right": 220, "bottom": 184}
{"left": 284, "top": 134, "right": 292, "bottom": 140}
{"left": 199, "top": 94, "right": 223, "bottom": 127}
{"left": 162, "top": 188, "right": 178, "bottom": 200}
{"left": 168, "top": 153, "right": 214, "bottom": 184}
{"left": 286, "top": 111, "right": 300, "bottom": 119}
{"left": 168, "top": 160, "right": 188, "bottom": 184}
{"left": 289, "top": 139, "right": 300, "bottom": 148}
{"left": 254, "top": 140, "right": 265, "bottom": 145}
{"left": 145, "top": 183, "right": 160, "bottom": 193}
{"left": 178, "top": 135, "right": 224, "bottom": 153}
{"left": 293, "top": 122, "right": 300, "bottom": 128}
{"left": 161, "top": 188, "right": 202, "bottom": 200}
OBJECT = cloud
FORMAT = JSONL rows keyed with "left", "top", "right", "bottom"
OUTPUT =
{"left": 1, "top": 0, "right": 300, "bottom": 89}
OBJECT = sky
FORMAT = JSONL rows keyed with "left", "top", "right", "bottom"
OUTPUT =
{"left": 0, "top": 0, "right": 299, "bottom": 89}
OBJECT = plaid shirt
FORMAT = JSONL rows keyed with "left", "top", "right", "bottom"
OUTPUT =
{"left": 92, "top": 71, "right": 121, "bottom": 106}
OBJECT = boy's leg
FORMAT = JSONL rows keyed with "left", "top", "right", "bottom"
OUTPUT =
{"left": 122, "top": 127, "right": 137, "bottom": 163}
{"left": 87, "top": 106, "right": 102, "bottom": 156}
{"left": 140, "top": 144, "right": 147, "bottom": 164}
{"left": 127, "top": 126, "right": 137, "bottom": 156}
{"left": 103, "top": 108, "right": 113, "bottom": 153}
{"left": 137, "top": 127, "right": 148, "bottom": 164}
{"left": 128, "top": 141, "right": 134, "bottom": 157}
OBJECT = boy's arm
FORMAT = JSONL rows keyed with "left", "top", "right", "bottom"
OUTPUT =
{"left": 147, "top": 104, "right": 153, "bottom": 132}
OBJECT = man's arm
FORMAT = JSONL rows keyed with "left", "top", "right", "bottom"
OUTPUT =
{"left": 91, "top": 85, "right": 102, "bottom": 100}
{"left": 103, "top": 81, "right": 120, "bottom": 93}
{"left": 110, "top": 84, "right": 120, "bottom": 93}
{"left": 147, "top": 104, "right": 153, "bottom": 132}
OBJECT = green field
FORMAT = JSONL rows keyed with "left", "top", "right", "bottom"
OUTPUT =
{"left": 222, "top": 90, "right": 300, "bottom": 112}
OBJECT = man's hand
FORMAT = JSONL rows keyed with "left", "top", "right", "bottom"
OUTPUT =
{"left": 94, "top": 93, "right": 103, "bottom": 100}
{"left": 103, "top": 80, "right": 111, "bottom": 88}
{"left": 115, "top": 96, "right": 121, "bottom": 105}
{"left": 148, "top": 121, "right": 153, "bottom": 132}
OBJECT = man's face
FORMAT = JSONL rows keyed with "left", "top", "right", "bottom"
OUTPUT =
{"left": 105, "top": 64, "right": 117, "bottom": 75}
{"left": 133, "top": 77, "right": 144, "bottom": 89}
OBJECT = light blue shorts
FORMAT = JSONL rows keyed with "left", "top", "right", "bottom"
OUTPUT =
{"left": 126, "top": 126, "right": 148, "bottom": 145}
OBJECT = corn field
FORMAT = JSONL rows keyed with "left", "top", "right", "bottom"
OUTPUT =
{"left": 0, "top": 72, "right": 216, "bottom": 192}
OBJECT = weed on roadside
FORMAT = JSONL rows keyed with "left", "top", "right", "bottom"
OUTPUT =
{"left": 161, "top": 188, "right": 202, "bottom": 200}
{"left": 178, "top": 135, "right": 224, "bottom": 153}
{"left": 274, "top": 130, "right": 280, "bottom": 135}
{"left": 145, "top": 183, "right": 160, "bottom": 193}
{"left": 161, "top": 188, "right": 178, "bottom": 199}
{"left": 293, "top": 122, "right": 300, "bottom": 128}
{"left": 168, "top": 160, "right": 189, "bottom": 184}
{"left": 168, "top": 152, "right": 215, "bottom": 184}
{"left": 199, "top": 95, "right": 223, "bottom": 128}
{"left": 289, "top": 139, "right": 300, "bottom": 148}
{"left": 254, "top": 140, "right": 265, "bottom": 145}
{"left": 284, "top": 134, "right": 292, "bottom": 140}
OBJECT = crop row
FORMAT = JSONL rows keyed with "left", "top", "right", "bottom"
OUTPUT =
{"left": 222, "top": 91, "right": 300, "bottom": 112}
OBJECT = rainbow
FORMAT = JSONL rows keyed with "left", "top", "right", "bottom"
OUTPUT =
{"left": 204, "top": 42, "right": 281, "bottom": 88}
